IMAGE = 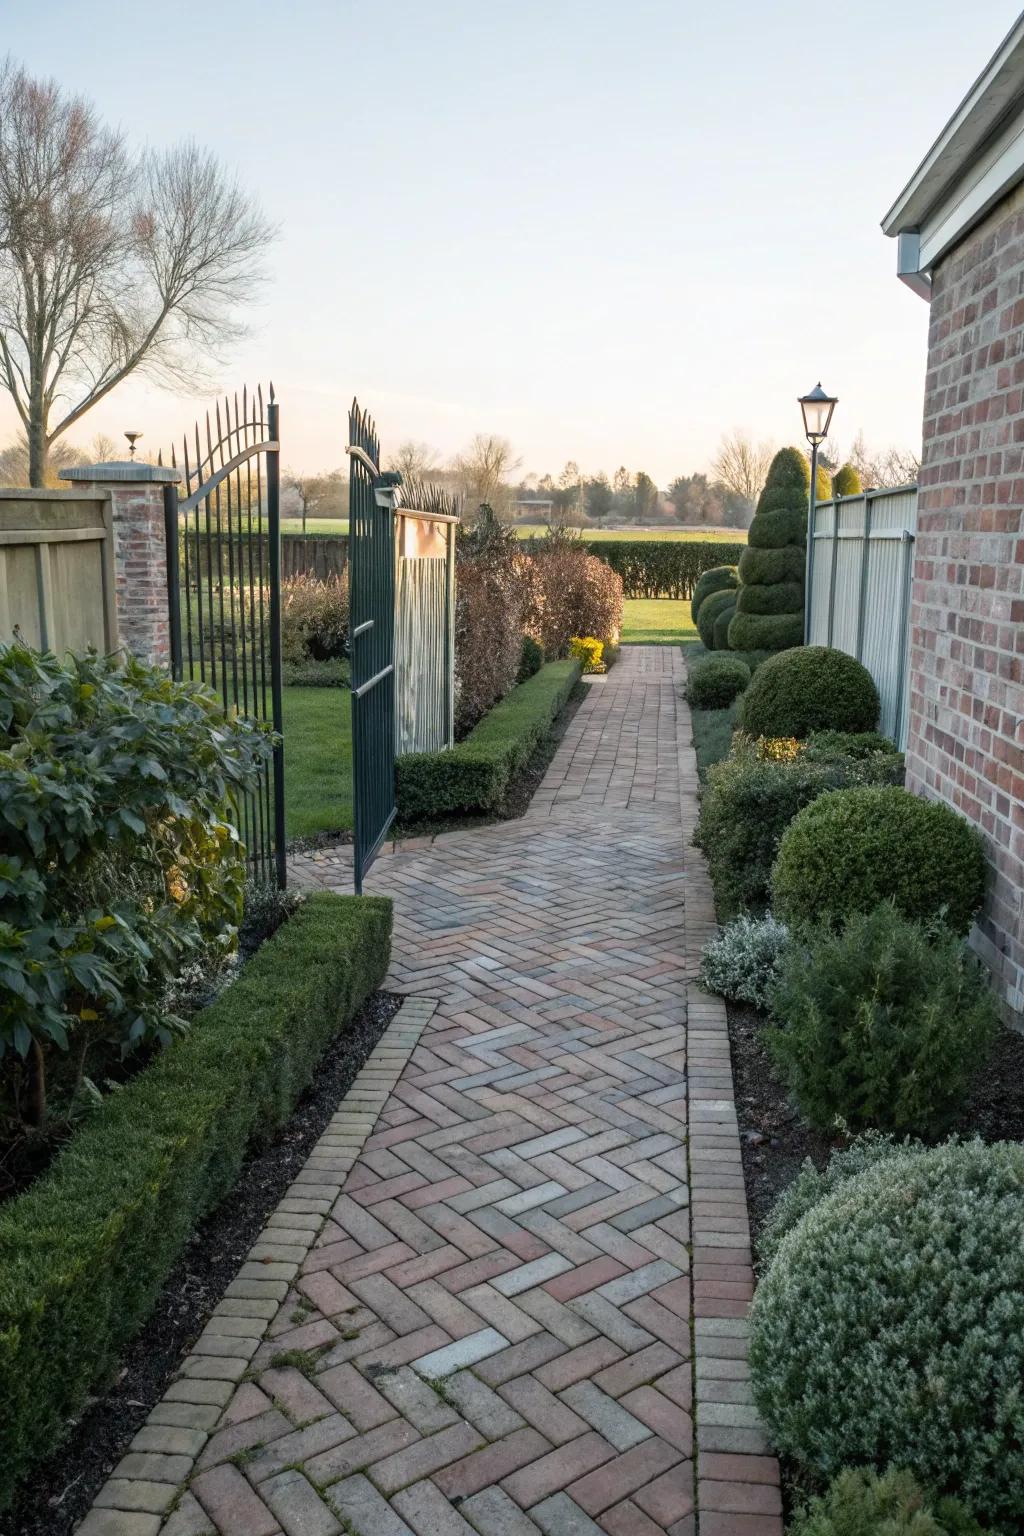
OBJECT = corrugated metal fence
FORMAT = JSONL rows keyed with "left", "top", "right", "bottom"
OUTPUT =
{"left": 807, "top": 484, "right": 917, "bottom": 747}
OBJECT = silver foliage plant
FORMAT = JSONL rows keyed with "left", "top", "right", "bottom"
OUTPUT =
{"left": 699, "top": 914, "right": 790, "bottom": 1011}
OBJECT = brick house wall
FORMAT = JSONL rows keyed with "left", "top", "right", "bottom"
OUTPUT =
{"left": 906, "top": 179, "right": 1024, "bottom": 1019}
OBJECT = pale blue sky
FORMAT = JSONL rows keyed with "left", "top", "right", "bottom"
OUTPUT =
{"left": 1, "top": 0, "right": 1019, "bottom": 481}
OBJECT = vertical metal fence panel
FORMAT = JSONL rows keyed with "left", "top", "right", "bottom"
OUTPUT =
{"left": 393, "top": 497, "right": 459, "bottom": 759}
{"left": 348, "top": 401, "right": 397, "bottom": 895}
{"left": 164, "top": 386, "right": 286, "bottom": 886}
{"left": 806, "top": 485, "right": 918, "bottom": 748}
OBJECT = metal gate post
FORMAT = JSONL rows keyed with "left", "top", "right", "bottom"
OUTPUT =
{"left": 266, "top": 390, "right": 287, "bottom": 889}
{"left": 163, "top": 482, "right": 183, "bottom": 682}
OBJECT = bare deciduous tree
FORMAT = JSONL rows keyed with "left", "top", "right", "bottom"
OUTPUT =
{"left": 845, "top": 430, "right": 921, "bottom": 490}
{"left": 711, "top": 430, "right": 775, "bottom": 509}
{"left": 0, "top": 59, "right": 275, "bottom": 486}
{"left": 387, "top": 440, "right": 439, "bottom": 480}
{"left": 452, "top": 433, "right": 522, "bottom": 519}
{"left": 0, "top": 428, "right": 118, "bottom": 487}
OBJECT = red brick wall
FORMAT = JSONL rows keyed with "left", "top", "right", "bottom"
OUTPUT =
{"left": 907, "top": 182, "right": 1024, "bottom": 1019}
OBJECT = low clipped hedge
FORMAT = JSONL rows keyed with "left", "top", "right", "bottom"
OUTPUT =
{"left": 0, "top": 892, "right": 392, "bottom": 1508}
{"left": 740, "top": 646, "right": 880, "bottom": 739}
{"left": 690, "top": 564, "right": 738, "bottom": 625}
{"left": 750, "top": 1139, "right": 1024, "bottom": 1529}
{"left": 688, "top": 654, "right": 750, "bottom": 709}
{"left": 397, "top": 659, "right": 580, "bottom": 820}
{"left": 585, "top": 539, "right": 745, "bottom": 599}
{"left": 771, "top": 785, "right": 987, "bottom": 935}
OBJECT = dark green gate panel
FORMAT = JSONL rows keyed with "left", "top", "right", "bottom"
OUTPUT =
{"left": 348, "top": 400, "right": 397, "bottom": 894}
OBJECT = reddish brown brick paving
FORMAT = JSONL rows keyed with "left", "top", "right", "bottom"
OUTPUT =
{"left": 78, "top": 649, "right": 780, "bottom": 1536}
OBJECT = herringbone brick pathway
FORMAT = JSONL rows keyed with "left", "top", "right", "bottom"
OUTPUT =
{"left": 78, "top": 646, "right": 780, "bottom": 1536}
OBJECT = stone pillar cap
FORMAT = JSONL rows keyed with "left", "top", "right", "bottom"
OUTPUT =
{"left": 60, "top": 461, "right": 182, "bottom": 484}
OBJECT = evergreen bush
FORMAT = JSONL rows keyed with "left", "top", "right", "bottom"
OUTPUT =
{"left": 768, "top": 904, "right": 998, "bottom": 1134}
{"left": 699, "top": 914, "right": 790, "bottom": 1010}
{"left": 750, "top": 1139, "right": 1024, "bottom": 1529}
{"left": 757, "top": 1133, "right": 910, "bottom": 1269}
{"left": 584, "top": 540, "right": 745, "bottom": 600}
{"left": 517, "top": 634, "right": 544, "bottom": 682}
{"left": 712, "top": 601, "right": 735, "bottom": 650}
{"left": 788, "top": 1467, "right": 983, "bottom": 1536}
{"left": 687, "top": 654, "right": 751, "bottom": 708}
{"left": 690, "top": 564, "right": 739, "bottom": 625}
{"left": 831, "top": 463, "right": 863, "bottom": 497}
{"left": 771, "top": 786, "right": 987, "bottom": 935}
{"left": 739, "top": 646, "right": 880, "bottom": 739}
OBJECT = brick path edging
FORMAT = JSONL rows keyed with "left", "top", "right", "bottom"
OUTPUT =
{"left": 76, "top": 997, "right": 436, "bottom": 1536}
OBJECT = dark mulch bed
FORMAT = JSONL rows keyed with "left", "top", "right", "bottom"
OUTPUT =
{"left": 728, "top": 999, "right": 1024, "bottom": 1260}
{"left": 0, "top": 989, "right": 402, "bottom": 1536}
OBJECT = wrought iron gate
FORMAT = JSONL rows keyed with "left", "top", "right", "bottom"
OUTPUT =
{"left": 347, "top": 400, "right": 398, "bottom": 894}
{"left": 163, "top": 386, "right": 287, "bottom": 887}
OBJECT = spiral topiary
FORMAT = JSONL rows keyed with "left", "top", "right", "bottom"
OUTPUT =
{"left": 690, "top": 564, "right": 738, "bottom": 627}
{"left": 697, "top": 588, "right": 736, "bottom": 649}
{"left": 729, "top": 447, "right": 814, "bottom": 651}
{"left": 771, "top": 785, "right": 987, "bottom": 935}
{"left": 739, "top": 646, "right": 879, "bottom": 739}
{"left": 750, "top": 1139, "right": 1024, "bottom": 1530}
{"left": 711, "top": 601, "right": 735, "bottom": 650}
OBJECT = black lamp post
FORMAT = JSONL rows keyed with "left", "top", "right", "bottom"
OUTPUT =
{"left": 798, "top": 383, "right": 838, "bottom": 643}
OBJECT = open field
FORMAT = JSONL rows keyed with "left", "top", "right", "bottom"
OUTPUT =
{"left": 282, "top": 686, "right": 353, "bottom": 839}
{"left": 279, "top": 519, "right": 748, "bottom": 542}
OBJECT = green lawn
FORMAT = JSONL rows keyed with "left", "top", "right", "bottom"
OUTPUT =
{"left": 282, "top": 687, "right": 353, "bottom": 840}
{"left": 279, "top": 520, "right": 746, "bottom": 542}
{"left": 621, "top": 599, "right": 698, "bottom": 646}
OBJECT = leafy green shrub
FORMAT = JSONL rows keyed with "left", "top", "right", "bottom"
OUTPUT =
{"left": 697, "top": 588, "right": 736, "bottom": 648}
{"left": 0, "top": 891, "right": 392, "bottom": 1509}
{"left": 518, "top": 634, "right": 544, "bottom": 683}
{"left": 688, "top": 655, "right": 750, "bottom": 709}
{"left": 831, "top": 463, "right": 863, "bottom": 497}
{"left": 281, "top": 572, "right": 349, "bottom": 663}
{"left": 768, "top": 904, "right": 997, "bottom": 1134}
{"left": 739, "top": 646, "right": 879, "bottom": 739}
{"left": 730, "top": 448, "right": 810, "bottom": 650}
{"left": 788, "top": 1467, "right": 983, "bottom": 1536}
{"left": 690, "top": 564, "right": 739, "bottom": 625}
{"left": 750, "top": 1139, "right": 1024, "bottom": 1528}
{"left": 699, "top": 914, "right": 790, "bottom": 1010}
{"left": 712, "top": 601, "right": 735, "bottom": 650}
{"left": 456, "top": 512, "right": 534, "bottom": 735}
{"left": 801, "top": 730, "right": 901, "bottom": 764}
{"left": 0, "top": 644, "right": 269, "bottom": 1129}
{"left": 697, "top": 737, "right": 904, "bottom": 918}
{"left": 771, "top": 786, "right": 987, "bottom": 935}
{"left": 586, "top": 540, "right": 745, "bottom": 600}
{"left": 757, "top": 1133, "right": 911, "bottom": 1269}
{"left": 397, "top": 660, "right": 579, "bottom": 820}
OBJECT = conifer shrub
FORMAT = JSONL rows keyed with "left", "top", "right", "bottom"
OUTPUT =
{"left": 729, "top": 447, "right": 812, "bottom": 650}
{"left": 697, "top": 587, "right": 736, "bottom": 648}
{"left": 687, "top": 654, "right": 750, "bottom": 708}
{"left": 757, "top": 1133, "right": 910, "bottom": 1269}
{"left": 699, "top": 914, "right": 790, "bottom": 1011}
{"left": 739, "top": 646, "right": 880, "bottom": 740}
{"left": 712, "top": 601, "right": 736, "bottom": 650}
{"left": 831, "top": 463, "right": 863, "bottom": 497}
{"left": 771, "top": 786, "right": 987, "bottom": 935}
{"left": 750, "top": 1139, "right": 1024, "bottom": 1529}
{"left": 767, "top": 904, "right": 998, "bottom": 1134}
{"left": 788, "top": 1468, "right": 983, "bottom": 1536}
{"left": 690, "top": 564, "right": 739, "bottom": 625}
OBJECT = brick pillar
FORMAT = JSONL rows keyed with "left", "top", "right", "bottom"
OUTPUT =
{"left": 60, "top": 461, "right": 182, "bottom": 669}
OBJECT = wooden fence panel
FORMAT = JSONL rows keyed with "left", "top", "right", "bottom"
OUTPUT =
{"left": 807, "top": 485, "right": 917, "bottom": 747}
{"left": 282, "top": 536, "right": 348, "bottom": 581}
{"left": 0, "top": 491, "right": 118, "bottom": 655}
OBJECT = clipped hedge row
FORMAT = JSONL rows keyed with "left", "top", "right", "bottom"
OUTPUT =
{"left": 585, "top": 539, "right": 745, "bottom": 599}
{"left": 0, "top": 892, "right": 392, "bottom": 1507}
{"left": 397, "top": 659, "right": 580, "bottom": 820}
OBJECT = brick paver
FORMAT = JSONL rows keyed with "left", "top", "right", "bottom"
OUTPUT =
{"left": 78, "top": 647, "right": 778, "bottom": 1536}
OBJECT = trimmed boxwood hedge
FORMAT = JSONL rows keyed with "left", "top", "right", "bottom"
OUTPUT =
{"left": 584, "top": 540, "right": 745, "bottom": 599}
{"left": 739, "top": 646, "right": 880, "bottom": 739}
{"left": 712, "top": 602, "right": 736, "bottom": 650}
{"left": 396, "top": 659, "right": 580, "bottom": 820}
{"left": 0, "top": 892, "right": 392, "bottom": 1508}
{"left": 697, "top": 588, "right": 736, "bottom": 649}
